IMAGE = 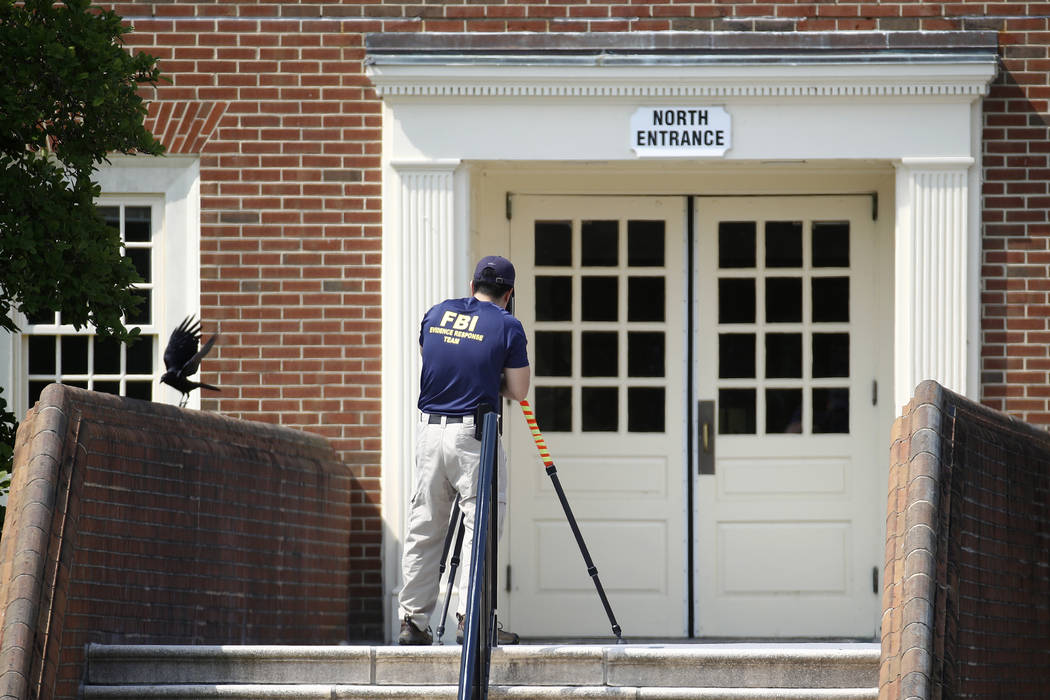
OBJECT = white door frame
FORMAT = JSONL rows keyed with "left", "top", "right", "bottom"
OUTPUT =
{"left": 368, "top": 35, "right": 997, "bottom": 640}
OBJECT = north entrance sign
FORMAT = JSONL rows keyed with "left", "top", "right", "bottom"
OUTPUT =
{"left": 631, "top": 106, "right": 731, "bottom": 157}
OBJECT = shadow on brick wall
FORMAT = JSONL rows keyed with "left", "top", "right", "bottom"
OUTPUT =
{"left": 881, "top": 380, "right": 1050, "bottom": 699}
{"left": 0, "top": 385, "right": 361, "bottom": 700}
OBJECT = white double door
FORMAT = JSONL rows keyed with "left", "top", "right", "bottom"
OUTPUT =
{"left": 497, "top": 194, "right": 885, "bottom": 638}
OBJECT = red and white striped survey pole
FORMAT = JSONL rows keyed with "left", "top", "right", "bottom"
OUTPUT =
{"left": 518, "top": 399, "right": 554, "bottom": 467}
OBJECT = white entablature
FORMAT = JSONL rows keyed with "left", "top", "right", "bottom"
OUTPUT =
{"left": 367, "top": 56, "right": 997, "bottom": 99}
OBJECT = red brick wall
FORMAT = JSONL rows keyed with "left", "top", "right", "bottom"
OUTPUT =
{"left": 979, "top": 14, "right": 1050, "bottom": 424}
{"left": 109, "top": 5, "right": 1050, "bottom": 418}
{"left": 881, "top": 381, "right": 1050, "bottom": 699}
{"left": 100, "top": 0, "right": 1048, "bottom": 645}
{"left": 0, "top": 385, "right": 355, "bottom": 700}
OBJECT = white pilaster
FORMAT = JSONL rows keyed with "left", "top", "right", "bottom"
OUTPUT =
{"left": 894, "top": 158, "right": 976, "bottom": 411}
{"left": 380, "top": 160, "right": 467, "bottom": 639}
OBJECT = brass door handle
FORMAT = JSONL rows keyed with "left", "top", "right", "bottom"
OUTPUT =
{"left": 699, "top": 400, "right": 715, "bottom": 475}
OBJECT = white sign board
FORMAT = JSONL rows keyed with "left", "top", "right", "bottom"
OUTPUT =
{"left": 631, "top": 106, "right": 731, "bottom": 157}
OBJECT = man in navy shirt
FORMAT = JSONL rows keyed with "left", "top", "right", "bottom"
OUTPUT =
{"left": 398, "top": 255, "right": 530, "bottom": 645}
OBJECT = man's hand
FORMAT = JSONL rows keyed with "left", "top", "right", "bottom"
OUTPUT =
{"left": 501, "top": 366, "right": 531, "bottom": 402}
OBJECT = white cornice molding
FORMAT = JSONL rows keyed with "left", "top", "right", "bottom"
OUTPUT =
{"left": 367, "top": 59, "right": 998, "bottom": 100}
{"left": 897, "top": 156, "right": 976, "bottom": 169}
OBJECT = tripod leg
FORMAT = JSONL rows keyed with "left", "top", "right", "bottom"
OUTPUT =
{"left": 519, "top": 400, "right": 627, "bottom": 643}
{"left": 438, "top": 500, "right": 461, "bottom": 578}
{"left": 547, "top": 465, "right": 625, "bottom": 643}
{"left": 435, "top": 504, "right": 465, "bottom": 644}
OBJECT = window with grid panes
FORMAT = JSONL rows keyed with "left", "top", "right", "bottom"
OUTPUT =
{"left": 532, "top": 218, "right": 668, "bottom": 434}
{"left": 22, "top": 202, "right": 158, "bottom": 407}
{"left": 716, "top": 219, "right": 851, "bottom": 436}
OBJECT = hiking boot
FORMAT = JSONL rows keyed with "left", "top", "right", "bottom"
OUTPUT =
{"left": 456, "top": 614, "right": 520, "bottom": 645}
{"left": 398, "top": 615, "right": 433, "bottom": 645}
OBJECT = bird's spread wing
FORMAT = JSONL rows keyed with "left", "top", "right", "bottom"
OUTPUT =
{"left": 164, "top": 316, "right": 202, "bottom": 374}
{"left": 181, "top": 333, "right": 217, "bottom": 376}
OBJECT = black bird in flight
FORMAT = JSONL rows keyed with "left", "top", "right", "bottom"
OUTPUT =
{"left": 160, "top": 315, "right": 220, "bottom": 407}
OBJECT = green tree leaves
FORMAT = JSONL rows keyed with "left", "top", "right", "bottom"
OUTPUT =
{"left": 0, "top": 0, "right": 164, "bottom": 340}
{"left": 1, "top": 1, "right": 164, "bottom": 487}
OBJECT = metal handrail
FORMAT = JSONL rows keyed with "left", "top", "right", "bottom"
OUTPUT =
{"left": 457, "top": 410, "right": 499, "bottom": 700}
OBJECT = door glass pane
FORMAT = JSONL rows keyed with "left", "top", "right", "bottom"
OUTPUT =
{"left": 93, "top": 337, "right": 122, "bottom": 374}
{"left": 628, "top": 220, "right": 665, "bottom": 266}
{"left": 536, "top": 386, "right": 572, "bottom": 432}
{"left": 812, "top": 221, "right": 850, "bottom": 268}
{"left": 719, "top": 221, "right": 755, "bottom": 269}
{"left": 719, "top": 333, "right": 755, "bottom": 379}
{"left": 582, "top": 220, "right": 618, "bottom": 267}
{"left": 535, "top": 221, "right": 573, "bottom": 266}
{"left": 719, "top": 389, "right": 755, "bottom": 435}
{"left": 582, "top": 332, "right": 618, "bottom": 377}
{"left": 536, "top": 276, "right": 572, "bottom": 321}
{"left": 767, "top": 388, "right": 803, "bottom": 434}
{"left": 628, "top": 332, "right": 664, "bottom": 377}
{"left": 813, "top": 333, "right": 849, "bottom": 378}
{"left": 582, "top": 277, "right": 618, "bottom": 321}
{"left": 582, "top": 387, "right": 618, "bottom": 431}
{"left": 813, "top": 388, "right": 849, "bottom": 433}
{"left": 812, "top": 277, "right": 849, "bottom": 322}
{"left": 766, "top": 278, "right": 802, "bottom": 323}
{"left": 627, "top": 277, "right": 664, "bottom": 322}
{"left": 28, "top": 336, "right": 56, "bottom": 374}
{"left": 628, "top": 387, "right": 665, "bottom": 432}
{"left": 61, "top": 336, "right": 89, "bottom": 374}
{"left": 718, "top": 279, "right": 755, "bottom": 324}
{"left": 766, "top": 333, "right": 802, "bottom": 379}
{"left": 765, "top": 221, "right": 802, "bottom": 268}
{"left": 535, "top": 331, "right": 573, "bottom": 377}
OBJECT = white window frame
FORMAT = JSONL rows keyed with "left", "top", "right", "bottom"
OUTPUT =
{"left": 0, "top": 155, "right": 201, "bottom": 418}
{"left": 21, "top": 197, "right": 161, "bottom": 406}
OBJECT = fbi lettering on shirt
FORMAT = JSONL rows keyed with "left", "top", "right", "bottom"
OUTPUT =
{"left": 430, "top": 311, "right": 485, "bottom": 345}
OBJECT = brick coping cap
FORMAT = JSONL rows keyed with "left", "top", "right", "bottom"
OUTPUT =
{"left": 87, "top": 642, "right": 881, "bottom": 660}
{"left": 367, "top": 31, "right": 999, "bottom": 57}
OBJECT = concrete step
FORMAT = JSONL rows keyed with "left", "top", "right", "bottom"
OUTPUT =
{"left": 83, "top": 687, "right": 877, "bottom": 699}
{"left": 83, "top": 643, "right": 879, "bottom": 700}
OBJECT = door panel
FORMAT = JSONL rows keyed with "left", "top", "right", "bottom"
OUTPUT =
{"left": 506, "top": 195, "right": 687, "bottom": 637}
{"left": 694, "top": 196, "right": 882, "bottom": 637}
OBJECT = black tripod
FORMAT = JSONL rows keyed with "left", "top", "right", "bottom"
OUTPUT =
{"left": 434, "top": 401, "right": 626, "bottom": 644}
{"left": 435, "top": 499, "right": 466, "bottom": 644}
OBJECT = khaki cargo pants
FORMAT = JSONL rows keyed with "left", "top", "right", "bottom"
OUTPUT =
{"left": 398, "top": 413, "right": 508, "bottom": 633}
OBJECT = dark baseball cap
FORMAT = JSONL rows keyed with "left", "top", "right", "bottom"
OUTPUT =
{"left": 473, "top": 255, "right": 515, "bottom": 287}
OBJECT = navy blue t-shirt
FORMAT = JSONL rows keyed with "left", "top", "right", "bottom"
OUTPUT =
{"left": 418, "top": 296, "right": 529, "bottom": 416}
